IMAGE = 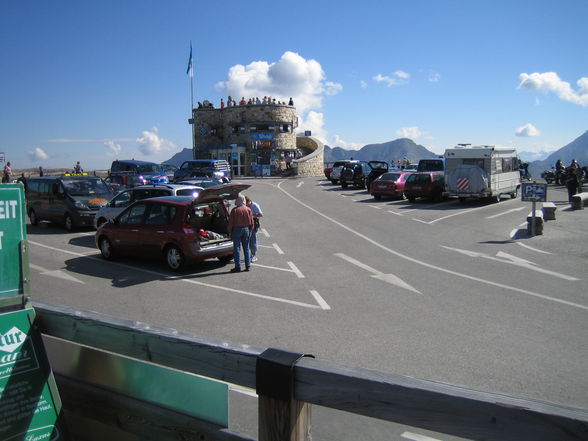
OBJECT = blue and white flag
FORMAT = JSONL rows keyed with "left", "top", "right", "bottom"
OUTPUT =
{"left": 186, "top": 43, "right": 193, "bottom": 77}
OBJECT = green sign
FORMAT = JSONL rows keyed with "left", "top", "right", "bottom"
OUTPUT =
{"left": 0, "top": 184, "right": 28, "bottom": 301}
{"left": 0, "top": 308, "right": 66, "bottom": 440}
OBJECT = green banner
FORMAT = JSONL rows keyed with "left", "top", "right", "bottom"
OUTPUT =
{"left": 0, "top": 308, "right": 66, "bottom": 440}
{"left": 0, "top": 184, "right": 27, "bottom": 299}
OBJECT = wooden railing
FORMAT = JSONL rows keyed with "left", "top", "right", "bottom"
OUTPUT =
{"left": 33, "top": 301, "right": 588, "bottom": 441}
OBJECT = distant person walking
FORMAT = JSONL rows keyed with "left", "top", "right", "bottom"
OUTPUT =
{"left": 74, "top": 161, "right": 83, "bottom": 173}
{"left": 16, "top": 173, "right": 27, "bottom": 191}
{"left": 565, "top": 162, "right": 581, "bottom": 203}
{"left": 38, "top": 166, "right": 44, "bottom": 177}
{"left": 227, "top": 194, "right": 254, "bottom": 273}
{"left": 2, "top": 161, "right": 12, "bottom": 183}
{"left": 245, "top": 196, "right": 263, "bottom": 262}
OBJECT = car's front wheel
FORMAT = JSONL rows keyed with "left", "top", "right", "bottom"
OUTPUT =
{"left": 29, "top": 209, "right": 39, "bottom": 226}
{"left": 64, "top": 213, "right": 75, "bottom": 232}
{"left": 98, "top": 236, "right": 115, "bottom": 260}
{"left": 165, "top": 245, "right": 185, "bottom": 271}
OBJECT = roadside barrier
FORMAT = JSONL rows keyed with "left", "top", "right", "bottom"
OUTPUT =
{"left": 33, "top": 301, "right": 588, "bottom": 441}
{"left": 571, "top": 192, "right": 588, "bottom": 210}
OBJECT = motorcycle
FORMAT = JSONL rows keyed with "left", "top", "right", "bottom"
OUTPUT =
{"left": 541, "top": 169, "right": 556, "bottom": 184}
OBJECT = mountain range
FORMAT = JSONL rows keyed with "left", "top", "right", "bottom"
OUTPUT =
{"left": 164, "top": 130, "right": 588, "bottom": 177}
{"left": 526, "top": 130, "right": 588, "bottom": 177}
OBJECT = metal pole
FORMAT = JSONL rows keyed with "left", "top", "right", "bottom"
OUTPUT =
{"left": 531, "top": 200, "right": 536, "bottom": 236}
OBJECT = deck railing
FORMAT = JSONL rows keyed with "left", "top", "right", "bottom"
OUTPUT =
{"left": 33, "top": 301, "right": 588, "bottom": 441}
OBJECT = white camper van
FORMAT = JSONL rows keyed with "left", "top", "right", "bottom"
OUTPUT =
{"left": 444, "top": 145, "right": 521, "bottom": 203}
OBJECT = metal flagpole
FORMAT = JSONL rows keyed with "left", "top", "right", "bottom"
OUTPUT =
{"left": 187, "top": 42, "right": 196, "bottom": 157}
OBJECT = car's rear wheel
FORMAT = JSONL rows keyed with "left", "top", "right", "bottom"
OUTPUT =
{"left": 29, "top": 209, "right": 38, "bottom": 226}
{"left": 165, "top": 245, "right": 185, "bottom": 271}
{"left": 64, "top": 213, "right": 75, "bottom": 232}
{"left": 373, "top": 194, "right": 381, "bottom": 200}
{"left": 218, "top": 254, "right": 233, "bottom": 264}
{"left": 341, "top": 182, "right": 348, "bottom": 189}
{"left": 407, "top": 195, "right": 416, "bottom": 202}
{"left": 98, "top": 237, "right": 115, "bottom": 260}
{"left": 331, "top": 179, "right": 338, "bottom": 185}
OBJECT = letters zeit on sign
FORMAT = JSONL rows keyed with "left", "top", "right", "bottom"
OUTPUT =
{"left": 522, "top": 182, "right": 547, "bottom": 202}
{"left": 0, "top": 199, "right": 19, "bottom": 250}
{"left": 0, "top": 184, "right": 27, "bottom": 298}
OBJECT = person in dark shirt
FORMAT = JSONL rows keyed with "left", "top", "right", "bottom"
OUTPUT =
{"left": 227, "top": 194, "right": 254, "bottom": 272}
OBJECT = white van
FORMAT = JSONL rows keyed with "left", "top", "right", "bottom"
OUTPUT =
{"left": 444, "top": 145, "right": 520, "bottom": 202}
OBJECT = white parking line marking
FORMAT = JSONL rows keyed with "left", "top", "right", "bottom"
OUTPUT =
{"left": 30, "top": 263, "right": 85, "bottom": 284}
{"left": 401, "top": 432, "right": 443, "bottom": 441}
{"left": 387, "top": 210, "right": 404, "bottom": 216}
{"left": 277, "top": 182, "right": 587, "bottom": 311}
{"left": 296, "top": 181, "right": 304, "bottom": 188}
{"left": 517, "top": 242, "right": 552, "bottom": 254}
{"left": 287, "top": 261, "right": 304, "bottom": 278}
{"left": 335, "top": 253, "right": 421, "bottom": 294}
{"left": 485, "top": 206, "right": 525, "bottom": 219}
{"left": 253, "top": 263, "right": 296, "bottom": 273}
{"left": 28, "top": 240, "right": 324, "bottom": 310}
{"left": 413, "top": 202, "right": 504, "bottom": 225}
{"left": 272, "top": 243, "right": 284, "bottom": 254}
{"left": 368, "top": 205, "right": 382, "bottom": 209}
{"left": 310, "top": 290, "right": 331, "bottom": 310}
{"left": 261, "top": 228, "right": 270, "bottom": 237}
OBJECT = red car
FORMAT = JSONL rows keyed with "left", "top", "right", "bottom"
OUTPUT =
{"left": 95, "top": 184, "right": 250, "bottom": 270}
{"left": 403, "top": 171, "right": 446, "bottom": 202}
{"left": 324, "top": 163, "right": 334, "bottom": 180}
{"left": 370, "top": 171, "right": 412, "bottom": 199}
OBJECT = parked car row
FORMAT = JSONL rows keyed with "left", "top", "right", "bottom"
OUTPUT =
{"left": 326, "top": 159, "right": 447, "bottom": 202}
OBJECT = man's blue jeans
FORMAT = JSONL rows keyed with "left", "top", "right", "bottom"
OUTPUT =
{"left": 232, "top": 226, "right": 251, "bottom": 269}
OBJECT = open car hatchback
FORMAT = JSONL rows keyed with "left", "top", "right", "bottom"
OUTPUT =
{"left": 95, "top": 184, "right": 250, "bottom": 270}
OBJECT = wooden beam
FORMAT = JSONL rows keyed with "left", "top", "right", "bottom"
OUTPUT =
{"left": 294, "top": 358, "right": 588, "bottom": 441}
{"left": 32, "top": 300, "right": 262, "bottom": 388}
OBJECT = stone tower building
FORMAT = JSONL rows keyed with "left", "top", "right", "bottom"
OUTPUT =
{"left": 189, "top": 100, "right": 323, "bottom": 177}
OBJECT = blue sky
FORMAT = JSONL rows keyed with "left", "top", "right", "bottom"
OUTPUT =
{"left": 1, "top": 0, "right": 587, "bottom": 170}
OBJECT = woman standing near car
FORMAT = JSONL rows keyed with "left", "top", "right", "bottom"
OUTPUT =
{"left": 227, "top": 194, "right": 254, "bottom": 273}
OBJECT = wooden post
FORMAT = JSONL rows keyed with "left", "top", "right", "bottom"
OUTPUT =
{"left": 258, "top": 396, "right": 311, "bottom": 441}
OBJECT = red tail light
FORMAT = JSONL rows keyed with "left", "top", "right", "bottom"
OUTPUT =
{"left": 182, "top": 224, "right": 197, "bottom": 237}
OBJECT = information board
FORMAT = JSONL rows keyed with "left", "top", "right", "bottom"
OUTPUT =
{"left": 0, "top": 184, "right": 28, "bottom": 302}
{"left": 0, "top": 308, "right": 67, "bottom": 440}
{"left": 522, "top": 182, "right": 548, "bottom": 202}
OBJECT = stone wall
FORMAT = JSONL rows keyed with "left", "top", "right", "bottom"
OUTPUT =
{"left": 294, "top": 136, "right": 324, "bottom": 177}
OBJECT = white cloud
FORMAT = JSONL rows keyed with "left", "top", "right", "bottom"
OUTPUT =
{"left": 332, "top": 135, "right": 363, "bottom": 150}
{"left": 395, "top": 126, "right": 422, "bottom": 139}
{"left": 515, "top": 123, "right": 541, "bottom": 137}
{"left": 28, "top": 147, "right": 49, "bottom": 161}
{"left": 298, "top": 111, "right": 328, "bottom": 142}
{"left": 136, "top": 127, "right": 176, "bottom": 156}
{"left": 360, "top": 80, "right": 368, "bottom": 89}
{"left": 105, "top": 140, "right": 122, "bottom": 156}
{"left": 428, "top": 72, "right": 441, "bottom": 83}
{"left": 518, "top": 72, "right": 588, "bottom": 107}
{"left": 324, "top": 81, "right": 343, "bottom": 96}
{"left": 373, "top": 71, "right": 410, "bottom": 87}
{"left": 215, "top": 51, "right": 341, "bottom": 115}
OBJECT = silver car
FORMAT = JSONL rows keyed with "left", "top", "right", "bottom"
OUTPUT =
{"left": 330, "top": 160, "right": 355, "bottom": 184}
{"left": 94, "top": 184, "right": 202, "bottom": 229}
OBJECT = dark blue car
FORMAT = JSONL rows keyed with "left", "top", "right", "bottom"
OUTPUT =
{"left": 109, "top": 160, "right": 169, "bottom": 187}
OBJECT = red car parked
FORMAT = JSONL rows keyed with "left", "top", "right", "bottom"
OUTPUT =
{"left": 403, "top": 171, "right": 446, "bottom": 202}
{"left": 370, "top": 171, "right": 412, "bottom": 199}
{"left": 96, "top": 184, "right": 250, "bottom": 270}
